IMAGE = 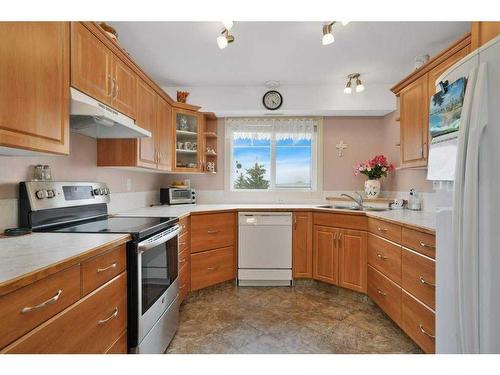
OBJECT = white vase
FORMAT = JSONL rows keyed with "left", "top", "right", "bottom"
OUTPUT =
{"left": 364, "top": 179, "right": 381, "bottom": 198}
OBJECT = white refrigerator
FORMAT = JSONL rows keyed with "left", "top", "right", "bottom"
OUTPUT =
{"left": 430, "top": 35, "right": 500, "bottom": 353}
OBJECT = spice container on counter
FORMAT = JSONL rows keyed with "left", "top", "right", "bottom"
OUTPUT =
{"left": 33, "top": 165, "right": 44, "bottom": 181}
{"left": 42, "top": 165, "right": 52, "bottom": 181}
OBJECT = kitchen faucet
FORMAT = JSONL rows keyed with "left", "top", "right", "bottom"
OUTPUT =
{"left": 340, "top": 192, "right": 364, "bottom": 209}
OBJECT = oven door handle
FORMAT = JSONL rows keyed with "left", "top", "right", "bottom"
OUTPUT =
{"left": 138, "top": 225, "right": 180, "bottom": 253}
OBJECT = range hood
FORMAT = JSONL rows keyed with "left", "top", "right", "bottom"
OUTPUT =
{"left": 70, "top": 88, "right": 152, "bottom": 139}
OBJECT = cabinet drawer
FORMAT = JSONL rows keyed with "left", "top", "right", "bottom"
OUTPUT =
{"left": 368, "top": 218, "right": 401, "bottom": 243}
{"left": 179, "top": 232, "right": 189, "bottom": 253}
{"left": 191, "top": 246, "right": 235, "bottom": 291}
{"left": 3, "top": 273, "right": 127, "bottom": 354}
{"left": 402, "top": 227, "right": 436, "bottom": 258}
{"left": 178, "top": 216, "right": 190, "bottom": 236}
{"left": 402, "top": 248, "right": 435, "bottom": 310}
{"left": 368, "top": 265, "right": 401, "bottom": 325}
{"left": 81, "top": 243, "right": 126, "bottom": 296}
{"left": 179, "top": 263, "right": 190, "bottom": 302}
{"left": 106, "top": 330, "right": 127, "bottom": 354}
{"left": 368, "top": 233, "right": 402, "bottom": 284}
{"left": 402, "top": 290, "right": 435, "bottom": 353}
{"left": 313, "top": 213, "right": 367, "bottom": 231}
{"left": 191, "top": 213, "right": 234, "bottom": 253}
{"left": 0, "top": 265, "right": 80, "bottom": 350}
{"left": 179, "top": 247, "right": 190, "bottom": 270}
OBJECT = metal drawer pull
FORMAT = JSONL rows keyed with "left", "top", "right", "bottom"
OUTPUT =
{"left": 419, "top": 241, "right": 435, "bottom": 249}
{"left": 179, "top": 241, "right": 187, "bottom": 246}
{"left": 97, "top": 263, "right": 117, "bottom": 273}
{"left": 377, "top": 289, "right": 387, "bottom": 296}
{"left": 377, "top": 227, "right": 388, "bottom": 232}
{"left": 377, "top": 253, "right": 388, "bottom": 260}
{"left": 21, "top": 290, "right": 63, "bottom": 314}
{"left": 207, "top": 229, "right": 220, "bottom": 234}
{"left": 419, "top": 324, "right": 435, "bottom": 339}
{"left": 180, "top": 258, "right": 187, "bottom": 263}
{"left": 207, "top": 266, "right": 219, "bottom": 271}
{"left": 98, "top": 307, "right": 118, "bottom": 325}
{"left": 419, "top": 276, "right": 436, "bottom": 287}
{"left": 180, "top": 284, "right": 187, "bottom": 289}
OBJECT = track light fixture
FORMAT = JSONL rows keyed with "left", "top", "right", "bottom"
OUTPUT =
{"left": 217, "top": 27, "right": 235, "bottom": 50}
{"left": 344, "top": 73, "right": 365, "bottom": 94}
{"left": 322, "top": 22, "right": 335, "bottom": 45}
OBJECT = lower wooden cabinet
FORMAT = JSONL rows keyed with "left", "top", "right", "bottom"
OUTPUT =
{"left": 3, "top": 273, "right": 127, "bottom": 354}
{"left": 313, "top": 226, "right": 339, "bottom": 285}
{"left": 190, "top": 246, "right": 235, "bottom": 291}
{"left": 338, "top": 229, "right": 367, "bottom": 293}
{"left": 191, "top": 213, "right": 235, "bottom": 253}
{"left": 401, "top": 290, "right": 435, "bottom": 354}
{"left": 292, "top": 212, "right": 313, "bottom": 278}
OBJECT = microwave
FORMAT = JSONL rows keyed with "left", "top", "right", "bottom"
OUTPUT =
{"left": 160, "top": 188, "right": 196, "bottom": 205}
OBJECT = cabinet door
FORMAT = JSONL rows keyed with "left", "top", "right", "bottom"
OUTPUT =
{"left": 136, "top": 79, "right": 157, "bottom": 168}
{"left": 111, "top": 56, "right": 137, "bottom": 119}
{"left": 173, "top": 108, "right": 202, "bottom": 172}
{"left": 428, "top": 46, "right": 470, "bottom": 101}
{"left": 0, "top": 22, "right": 69, "bottom": 155}
{"left": 399, "top": 74, "right": 428, "bottom": 167}
{"left": 313, "top": 226, "right": 339, "bottom": 285}
{"left": 71, "top": 22, "right": 111, "bottom": 105}
{"left": 156, "top": 97, "right": 173, "bottom": 171}
{"left": 292, "top": 212, "right": 313, "bottom": 278}
{"left": 471, "top": 22, "right": 500, "bottom": 50}
{"left": 338, "top": 229, "right": 367, "bottom": 293}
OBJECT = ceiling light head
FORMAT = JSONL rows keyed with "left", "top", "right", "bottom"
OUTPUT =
{"left": 344, "top": 73, "right": 364, "bottom": 94}
{"left": 222, "top": 21, "right": 234, "bottom": 30}
{"left": 217, "top": 29, "right": 235, "bottom": 50}
{"left": 322, "top": 22, "right": 335, "bottom": 45}
{"left": 355, "top": 77, "right": 365, "bottom": 92}
{"left": 344, "top": 80, "right": 352, "bottom": 94}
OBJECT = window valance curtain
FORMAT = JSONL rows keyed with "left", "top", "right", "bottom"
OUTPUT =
{"left": 226, "top": 117, "right": 319, "bottom": 142}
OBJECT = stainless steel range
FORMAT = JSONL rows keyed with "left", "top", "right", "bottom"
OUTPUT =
{"left": 18, "top": 181, "right": 180, "bottom": 354}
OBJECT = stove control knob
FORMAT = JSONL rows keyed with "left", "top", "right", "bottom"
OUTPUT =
{"left": 104, "top": 188, "right": 110, "bottom": 195}
{"left": 93, "top": 188, "right": 101, "bottom": 196}
{"left": 47, "top": 190, "right": 55, "bottom": 198}
{"left": 99, "top": 188, "right": 105, "bottom": 195}
{"left": 36, "top": 190, "right": 48, "bottom": 199}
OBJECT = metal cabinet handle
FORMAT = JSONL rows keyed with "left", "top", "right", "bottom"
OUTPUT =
{"left": 293, "top": 216, "right": 297, "bottom": 230}
{"left": 207, "top": 229, "right": 220, "bottom": 234}
{"left": 377, "top": 289, "right": 387, "bottom": 296}
{"left": 332, "top": 232, "right": 338, "bottom": 247}
{"left": 21, "top": 290, "right": 63, "bottom": 314}
{"left": 97, "top": 263, "right": 117, "bottom": 273}
{"left": 419, "top": 276, "right": 436, "bottom": 288}
{"left": 114, "top": 81, "right": 119, "bottom": 99}
{"left": 377, "top": 227, "right": 388, "bottom": 232}
{"left": 180, "top": 284, "right": 187, "bottom": 289}
{"left": 207, "top": 266, "right": 219, "bottom": 271}
{"left": 338, "top": 232, "right": 343, "bottom": 247}
{"left": 108, "top": 75, "right": 113, "bottom": 97}
{"left": 419, "top": 241, "right": 435, "bottom": 249}
{"left": 377, "top": 253, "right": 388, "bottom": 260}
{"left": 98, "top": 307, "right": 119, "bottom": 325}
{"left": 179, "top": 241, "right": 187, "bottom": 246}
{"left": 419, "top": 324, "right": 435, "bottom": 339}
{"left": 179, "top": 258, "right": 187, "bottom": 264}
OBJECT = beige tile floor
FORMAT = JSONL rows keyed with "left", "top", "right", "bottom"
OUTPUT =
{"left": 166, "top": 281, "right": 422, "bottom": 354}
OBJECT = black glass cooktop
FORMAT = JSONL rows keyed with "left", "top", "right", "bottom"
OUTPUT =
{"left": 50, "top": 216, "right": 178, "bottom": 240}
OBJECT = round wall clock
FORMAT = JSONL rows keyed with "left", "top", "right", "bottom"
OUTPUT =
{"left": 262, "top": 90, "right": 283, "bottom": 110}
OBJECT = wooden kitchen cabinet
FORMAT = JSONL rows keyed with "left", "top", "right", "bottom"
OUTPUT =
{"left": 157, "top": 96, "right": 174, "bottom": 171}
{"left": 173, "top": 104, "right": 204, "bottom": 172}
{"left": 0, "top": 22, "right": 70, "bottom": 155}
{"left": 292, "top": 212, "right": 313, "bottom": 278}
{"left": 190, "top": 246, "right": 235, "bottom": 291}
{"left": 399, "top": 75, "right": 429, "bottom": 167}
{"left": 313, "top": 225, "right": 339, "bottom": 285}
{"left": 471, "top": 22, "right": 500, "bottom": 51}
{"left": 111, "top": 56, "right": 137, "bottom": 119}
{"left": 136, "top": 79, "right": 158, "bottom": 168}
{"left": 191, "top": 213, "right": 235, "bottom": 253}
{"left": 338, "top": 229, "right": 367, "bottom": 293}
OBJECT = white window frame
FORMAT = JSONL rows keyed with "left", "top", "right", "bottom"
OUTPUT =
{"left": 224, "top": 117, "right": 323, "bottom": 193}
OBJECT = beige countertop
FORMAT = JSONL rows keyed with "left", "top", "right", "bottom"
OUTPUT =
{"left": 0, "top": 232, "right": 130, "bottom": 295}
{"left": 117, "top": 203, "right": 436, "bottom": 233}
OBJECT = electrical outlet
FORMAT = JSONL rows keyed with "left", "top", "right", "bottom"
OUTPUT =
{"left": 126, "top": 178, "right": 132, "bottom": 192}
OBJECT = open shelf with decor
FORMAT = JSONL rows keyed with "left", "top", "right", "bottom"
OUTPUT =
{"left": 202, "top": 112, "right": 218, "bottom": 174}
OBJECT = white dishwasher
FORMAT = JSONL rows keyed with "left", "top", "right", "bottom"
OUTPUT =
{"left": 238, "top": 212, "right": 292, "bottom": 286}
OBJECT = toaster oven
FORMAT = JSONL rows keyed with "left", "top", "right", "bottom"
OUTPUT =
{"left": 160, "top": 188, "right": 196, "bottom": 205}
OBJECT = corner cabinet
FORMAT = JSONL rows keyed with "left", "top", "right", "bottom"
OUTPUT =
{"left": 0, "top": 22, "right": 70, "bottom": 155}
{"left": 172, "top": 104, "right": 203, "bottom": 172}
{"left": 391, "top": 33, "right": 471, "bottom": 168}
{"left": 471, "top": 22, "right": 500, "bottom": 50}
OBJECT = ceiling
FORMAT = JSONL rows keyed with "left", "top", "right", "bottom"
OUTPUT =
{"left": 109, "top": 22, "right": 470, "bottom": 88}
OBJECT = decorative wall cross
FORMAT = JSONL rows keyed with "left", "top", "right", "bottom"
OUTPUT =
{"left": 336, "top": 140, "right": 348, "bottom": 157}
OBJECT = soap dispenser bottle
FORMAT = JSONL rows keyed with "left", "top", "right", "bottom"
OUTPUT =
{"left": 408, "top": 189, "right": 421, "bottom": 211}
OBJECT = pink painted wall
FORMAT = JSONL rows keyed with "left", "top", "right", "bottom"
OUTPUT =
{"left": 0, "top": 133, "right": 167, "bottom": 199}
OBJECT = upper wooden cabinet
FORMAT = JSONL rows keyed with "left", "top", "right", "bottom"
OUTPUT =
{"left": 172, "top": 104, "right": 203, "bottom": 172}
{"left": 471, "top": 22, "right": 500, "bottom": 50}
{"left": 0, "top": 22, "right": 70, "bottom": 155}
{"left": 292, "top": 212, "right": 313, "bottom": 279}
{"left": 157, "top": 97, "right": 173, "bottom": 171}
{"left": 399, "top": 75, "right": 428, "bottom": 167}
{"left": 391, "top": 33, "right": 471, "bottom": 168}
{"left": 136, "top": 79, "right": 158, "bottom": 168}
{"left": 71, "top": 22, "right": 137, "bottom": 119}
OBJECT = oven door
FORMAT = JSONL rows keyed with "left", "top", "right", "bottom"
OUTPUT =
{"left": 136, "top": 225, "right": 180, "bottom": 344}
{"left": 169, "top": 188, "right": 192, "bottom": 204}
